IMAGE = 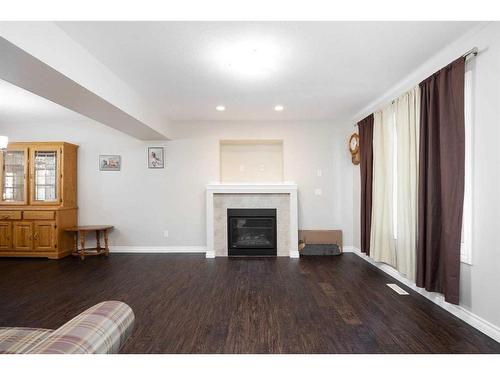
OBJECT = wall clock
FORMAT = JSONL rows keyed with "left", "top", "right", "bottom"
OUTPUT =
{"left": 349, "top": 133, "right": 360, "bottom": 165}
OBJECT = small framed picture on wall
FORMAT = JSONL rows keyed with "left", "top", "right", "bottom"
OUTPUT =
{"left": 99, "top": 155, "right": 121, "bottom": 171}
{"left": 148, "top": 147, "right": 164, "bottom": 169}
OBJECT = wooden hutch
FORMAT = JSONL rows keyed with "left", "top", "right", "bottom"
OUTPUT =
{"left": 0, "top": 142, "right": 78, "bottom": 259}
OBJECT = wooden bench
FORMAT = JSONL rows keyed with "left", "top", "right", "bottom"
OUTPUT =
{"left": 65, "top": 225, "right": 114, "bottom": 260}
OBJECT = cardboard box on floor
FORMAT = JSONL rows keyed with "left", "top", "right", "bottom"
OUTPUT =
{"left": 298, "top": 230, "right": 342, "bottom": 251}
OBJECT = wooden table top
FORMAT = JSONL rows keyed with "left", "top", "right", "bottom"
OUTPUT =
{"left": 65, "top": 225, "right": 114, "bottom": 232}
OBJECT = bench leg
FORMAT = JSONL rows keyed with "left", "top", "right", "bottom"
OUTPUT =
{"left": 104, "top": 229, "right": 110, "bottom": 256}
{"left": 73, "top": 232, "right": 78, "bottom": 256}
{"left": 79, "top": 231, "right": 86, "bottom": 260}
{"left": 96, "top": 230, "right": 101, "bottom": 251}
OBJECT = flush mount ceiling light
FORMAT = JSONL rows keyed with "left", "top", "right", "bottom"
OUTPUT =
{"left": 213, "top": 37, "right": 281, "bottom": 80}
{"left": 216, "top": 105, "right": 226, "bottom": 111}
{"left": 274, "top": 105, "right": 284, "bottom": 112}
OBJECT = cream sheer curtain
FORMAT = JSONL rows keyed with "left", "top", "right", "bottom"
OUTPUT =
{"left": 395, "top": 87, "right": 420, "bottom": 281}
{"left": 369, "top": 87, "right": 420, "bottom": 276}
{"left": 370, "top": 105, "right": 396, "bottom": 266}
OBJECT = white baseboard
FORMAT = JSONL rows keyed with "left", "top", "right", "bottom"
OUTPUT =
{"left": 205, "top": 251, "right": 298, "bottom": 258}
{"left": 347, "top": 246, "right": 500, "bottom": 343}
{"left": 109, "top": 246, "right": 207, "bottom": 253}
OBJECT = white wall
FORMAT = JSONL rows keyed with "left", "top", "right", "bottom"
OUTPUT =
{"left": 352, "top": 22, "right": 500, "bottom": 330}
{"left": 1, "top": 118, "right": 353, "bottom": 248}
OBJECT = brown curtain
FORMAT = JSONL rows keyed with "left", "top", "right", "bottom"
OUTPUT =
{"left": 417, "top": 57, "right": 465, "bottom": 305}
{"left": 358, "top": 114, "right": 374, "bottom": 256}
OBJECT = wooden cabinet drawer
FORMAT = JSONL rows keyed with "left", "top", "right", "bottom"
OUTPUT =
{"left": 23, "top": 211, "right": 55, "bottom": 220}
{"left": 0, "top": 211, "right": 22, "bottom": 220}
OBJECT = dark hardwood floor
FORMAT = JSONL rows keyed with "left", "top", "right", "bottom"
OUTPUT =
{"left": 0, "top": 253, "right": 499, "bottom": 353}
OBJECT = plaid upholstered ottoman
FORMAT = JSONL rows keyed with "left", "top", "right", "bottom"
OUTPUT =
{"left": 0, "top": 301, "right": 134, "bottom": 354}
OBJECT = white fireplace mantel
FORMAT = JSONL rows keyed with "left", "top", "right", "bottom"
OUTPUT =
{"left": 205, "top": 182, "right": 299, "bottom": 258}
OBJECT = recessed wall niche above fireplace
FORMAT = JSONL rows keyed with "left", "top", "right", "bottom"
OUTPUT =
{"left": 227, "top": 208, "right": 277, "bottom": 256}
{"left": 219, "top": 140, "right": 284, "bottom": 183}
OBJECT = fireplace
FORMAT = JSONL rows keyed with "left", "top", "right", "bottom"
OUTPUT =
{"left": 227, "top": 208, "right": 277, "bottom": 256}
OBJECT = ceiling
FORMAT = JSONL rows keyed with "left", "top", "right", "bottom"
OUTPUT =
{"left": 53, "top": 21, "right": 479, "bottom": 123}
{"left": 1, "top": 22, "right": 480, "bottom": 128}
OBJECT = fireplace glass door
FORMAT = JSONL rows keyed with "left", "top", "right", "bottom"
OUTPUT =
{"left": 227, "top": 209, "right": 277, "bottom": 256}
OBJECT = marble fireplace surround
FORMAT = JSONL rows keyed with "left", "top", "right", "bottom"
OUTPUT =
{"left": 205, "top": 183, "right": 299, "bottom": 258}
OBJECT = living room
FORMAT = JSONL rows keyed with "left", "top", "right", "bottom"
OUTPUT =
{"left": 1, "top": 1, "right": 499, "bottom": 374}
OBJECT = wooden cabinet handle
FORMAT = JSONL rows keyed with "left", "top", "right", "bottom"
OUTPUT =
{"left": 34, "top": 232, "right": 39, "bottom": 240}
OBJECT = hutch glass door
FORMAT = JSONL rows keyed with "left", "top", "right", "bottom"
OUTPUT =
{"left": 1, "top": 149, "right": 28, "bottom": 204}
{"left": 31, "top": 149, "right": 60, "bottom": 204}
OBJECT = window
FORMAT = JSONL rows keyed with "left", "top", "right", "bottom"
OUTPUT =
{"left": 393, "top": 111, "right": 398, "bottom": 240}
{"left": 461, "top": 64, "right": 474, "bottom": 265}
{"left": 390, "top": 71, "right": 472, "bottom": 263}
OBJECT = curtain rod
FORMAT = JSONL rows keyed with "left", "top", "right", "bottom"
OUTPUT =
{"left": 463, "top": 47, "right": 479, "bottom": 60}
{"left": 353, "top": 47, "right": 479, "bottom": 127}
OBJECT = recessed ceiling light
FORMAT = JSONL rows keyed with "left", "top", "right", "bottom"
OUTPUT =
{"left": 216, "top": 105, "right": 226, "bottom": 111}
{"left": 274, "top": 105, "right": 284, "bottom": 112}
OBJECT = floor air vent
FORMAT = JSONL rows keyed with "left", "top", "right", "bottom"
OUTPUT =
{"left": 386, "top": 283, "right": 409, "bottom": 295}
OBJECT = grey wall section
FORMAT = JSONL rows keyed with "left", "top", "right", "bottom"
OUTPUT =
{"left": 352, "top": 22, "right": 500, "bottom": 329}
{"left": 2, "top": 119, "right": 353, "bottom": 248}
